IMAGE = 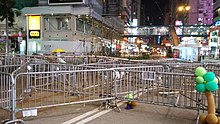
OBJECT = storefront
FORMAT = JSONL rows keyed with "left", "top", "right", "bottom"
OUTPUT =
{"left": 173, "top": 37, "right": 202, "bottom": 61}
{"left": 209, "top": 26, "right": 220, "bottom": 58}
{"left": 21, "top": 5, "right": 123, "bottom": 55}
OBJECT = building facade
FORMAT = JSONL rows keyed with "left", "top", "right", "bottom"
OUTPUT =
{"left": 214, "top": 0, "right": 220, "bottom": 23}
{"left": 18, "top": 0, "right": 131, "bottom": 55}
{"left": 209, "top": 0, "right": 220, "bottom": 58}
{"left": 166, "top": 0, "right": 213, "bottom": 25}
{"left": 188, "top": 0, "right": 213, "bottom": 25}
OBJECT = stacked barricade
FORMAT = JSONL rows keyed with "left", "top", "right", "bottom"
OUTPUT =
{"left": 0, "top": 55, "right": 116, "bottom": 120}
{"left": 12, "top": 64, "right": 165, "bottom": 120}
{"left": 1, "top": 56, "right": 220, "bottom": 122}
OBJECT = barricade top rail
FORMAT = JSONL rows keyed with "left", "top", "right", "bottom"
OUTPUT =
{"left": 14, "top": 65, "right": 165, "bottom": 76}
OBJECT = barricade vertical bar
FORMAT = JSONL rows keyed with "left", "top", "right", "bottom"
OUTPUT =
{"left": 190, "top": 76, "right": 194, "bottom": 107}
{"left": 113, "top": 69, "right": 120, "bottom": 111}
{"left": 175, "top": 76, "right": 183, "bottom": 106}
{"left": 11, "top": 74, "right": 16, "bottom": 120}
{"left": 93, "top": 70, "right": 97, "bottom": 99}
{"left": 184, "top": 76, "right": 187, "bottom": 106}
{"left": 135, "top": 70, "right": 138, "bottom": 100}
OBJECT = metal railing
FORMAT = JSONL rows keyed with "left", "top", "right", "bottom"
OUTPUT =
{"left": 0, "top": 56, "right": 220, "bottom": 122}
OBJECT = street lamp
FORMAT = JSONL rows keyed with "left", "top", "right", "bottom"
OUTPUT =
{"left": 177, "top": 5, "right": 190, "bottom": 25}
{"left": 177, "top": 5, "right": 190, "bottom": 42}
{"left": 178, "top": 6, "right": 190, "bottom": 12}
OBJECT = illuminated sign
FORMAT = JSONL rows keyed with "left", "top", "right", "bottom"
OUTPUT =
{"left": 30, "top": 31, "right": 40, "bottom": 37}
{"left": 28, "top": 16, "right": 40, "bottom": 30}
{"left": 0, "top": 37, "right": 6, "bottom": 42}
{"left": 29, "top": 30, "right": 40, "bottom": 38}
{"left": 175, "top": 20, "right": 183, "bottom": 26}
{"left": 28, "top": 16, "right": 41, "bottom": 39}
{"left": 48, "top": 0, "right": 85, "bottom": 5}
{"left": 214, "top": 20, "right": 220, "bottom": 26}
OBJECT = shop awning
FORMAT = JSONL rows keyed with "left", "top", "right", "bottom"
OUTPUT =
{"left": 10, "top": 33, "right": 26, "bottom": 38}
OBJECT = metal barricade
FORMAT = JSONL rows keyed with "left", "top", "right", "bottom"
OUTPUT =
{"left": 2, "top": 119, "right": 25, "bottom": 124}
{"left": 168, "top": 63, "right": 204, "bottom": 73}
{"left": 0, "top": 72, "right": 12, "bottom": 111}
{"left": 2, "top": 57, "right": 220, "bottom": 122}
{"left": 13, "top": 69, "right": 118, "bottom": 119}
{"left": 0, "top": 54, "right": 31, "bottom": 66}
{"left": 0, "top": 65, "right": 21, "bottom": 74}
{"left": 9, "top": 65, "right": 164, "bottom": 119}
{"left": 114, "top": 69, "right": 218, "bottom": 113}
{"left": 205, "top": 63, "right": 220, "bottom": 76}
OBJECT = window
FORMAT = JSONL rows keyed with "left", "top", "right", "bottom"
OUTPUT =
{"left": 57, "top": 17, "right": 70, "bottom": 30}
{"left": 44, "top": 16, "right": 71, "bottom": 31}
{"left": 85, "top": 22, "right": 92, "bottom": 34}
{"left": 76, "top": 18, "right": 84, "bottom": 32}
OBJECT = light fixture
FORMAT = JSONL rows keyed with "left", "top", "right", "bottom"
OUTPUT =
{"left": 178, "top": 6, "right": 184, "bottom": 11}
{"left": 178, "top": 5, "right": 190, "bottom": 11}
{"left": 185, "top": 6, "right": 190, "bottom": 11}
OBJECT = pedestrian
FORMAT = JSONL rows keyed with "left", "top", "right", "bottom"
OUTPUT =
{"left": 202, "top": 53, "right": 205, "bottom": 60}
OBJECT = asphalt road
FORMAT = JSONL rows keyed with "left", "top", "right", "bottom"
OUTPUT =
{"left": 20, "top": 102, "right": 197, "bottom": 124}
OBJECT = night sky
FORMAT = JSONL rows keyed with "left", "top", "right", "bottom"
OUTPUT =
{"left": 142, "top": 0, "right": 170, "bottom": 25}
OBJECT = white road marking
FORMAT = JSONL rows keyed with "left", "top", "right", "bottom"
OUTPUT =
{"left": 62, "top": 91, "right": 142, "bottom": 124}
{"left": 75, "top": 102, "right": 124, "bottom": 124}
{"left": 61, "top": 108, "right": 99, "bottom": 124}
